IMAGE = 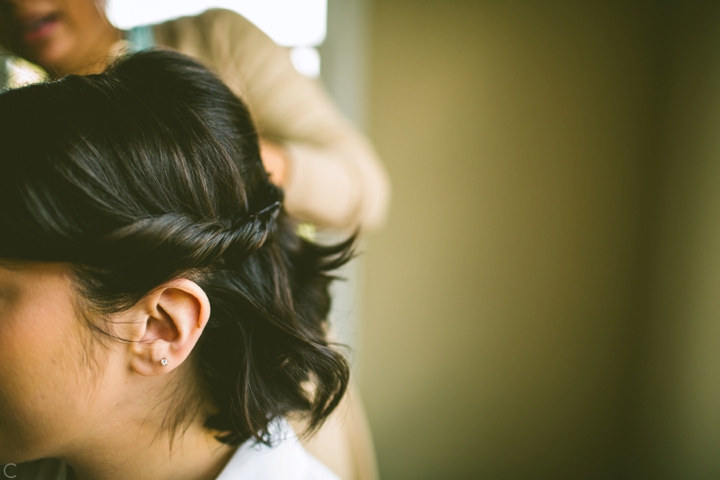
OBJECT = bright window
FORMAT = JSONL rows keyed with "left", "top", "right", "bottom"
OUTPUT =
{"left": 107, "top": 0, "right": 327, "bottom": 47}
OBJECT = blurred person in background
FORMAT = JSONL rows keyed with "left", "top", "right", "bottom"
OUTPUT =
{"left": 0, "top": 0, "right": 390, "bottom": 232}
{"left": 0, "top": 1, "right": 386, "bottom": 479}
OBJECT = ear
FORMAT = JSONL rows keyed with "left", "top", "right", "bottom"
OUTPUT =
{"left": 119, "top": 279, "right": 211, "bottom": 376}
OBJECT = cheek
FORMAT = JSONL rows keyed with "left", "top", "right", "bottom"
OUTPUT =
{"left": 64, "top": 0, "right": 104, "bottom": 36}
{"left": 0, "top": 287, "right": 96, "bottom": 461}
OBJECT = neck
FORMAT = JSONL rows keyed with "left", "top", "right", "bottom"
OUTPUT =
{"left": 61, "top": 417, "right": 235, "bottom": 480}
{"left": 44, "top": 18, "right": 122, "bottom": 78}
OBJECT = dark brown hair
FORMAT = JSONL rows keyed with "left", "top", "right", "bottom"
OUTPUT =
{"left": 0, "top": 49, "right": 351, "bottom": 445}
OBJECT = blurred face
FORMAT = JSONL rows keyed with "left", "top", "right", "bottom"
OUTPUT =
{"left": 0, "top": 0, "right": 117, "bottom": 74}
{"left": 0, "top": 262, "right": 113, "bottom": 463}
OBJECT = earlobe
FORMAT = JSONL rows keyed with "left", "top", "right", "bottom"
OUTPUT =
{"left": 128, "top": 279, "right": 211, "bottom": 376}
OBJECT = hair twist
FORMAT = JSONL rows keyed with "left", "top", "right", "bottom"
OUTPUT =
{"left": 97, "top": 198, "right": 282, "bottom": 270}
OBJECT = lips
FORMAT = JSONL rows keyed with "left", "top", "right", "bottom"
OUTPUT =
{"left": 18, "top": 12, "right": 60, "bottom": 43}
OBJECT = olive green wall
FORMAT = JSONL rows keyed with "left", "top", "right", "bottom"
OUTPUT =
{"left": 630, "top": 4, "right": 720, "bottom": 480}
{"left": 357, "top": 1, "right": 720, "bottom": 478}
{"left": 359, "top": 2, "right": 657, "bottom": 479}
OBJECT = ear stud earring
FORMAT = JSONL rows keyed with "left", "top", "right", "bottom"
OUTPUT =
{"left": 160, "top": 358, "right": 168, "bottom": 366}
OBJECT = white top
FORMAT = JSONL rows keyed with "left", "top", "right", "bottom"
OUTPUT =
{"left": 13, "top": 419, "right": 338, "bottom": 480}
{"left": 217, "top": 419, "right": 338, "bottom": 480}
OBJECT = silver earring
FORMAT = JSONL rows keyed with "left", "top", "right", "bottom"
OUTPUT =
{"left": 160, "top": 358, "right": 168, "bottom": 366}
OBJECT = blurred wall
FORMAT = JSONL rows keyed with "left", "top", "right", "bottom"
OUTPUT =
{"left": 359, "top": 1, "right": 657, "bottom": 479}
{"left": 630, "top": 3, "right": 720, "bottom": 480}
{"left": 356, "top": 1, "right": 720, "bottom": 478}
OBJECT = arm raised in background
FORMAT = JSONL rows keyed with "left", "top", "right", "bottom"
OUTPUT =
{"left": 155, "top": 9, "right": 391, "bottom": 232}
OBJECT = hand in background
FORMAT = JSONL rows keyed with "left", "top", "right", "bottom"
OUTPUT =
{"left": 260, "top": 138, "right": 289, "bottom": 187}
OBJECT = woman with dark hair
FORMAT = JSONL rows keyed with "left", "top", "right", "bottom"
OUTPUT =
{"left": 0, "top": 49, "right": 351, "bottom": 479}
